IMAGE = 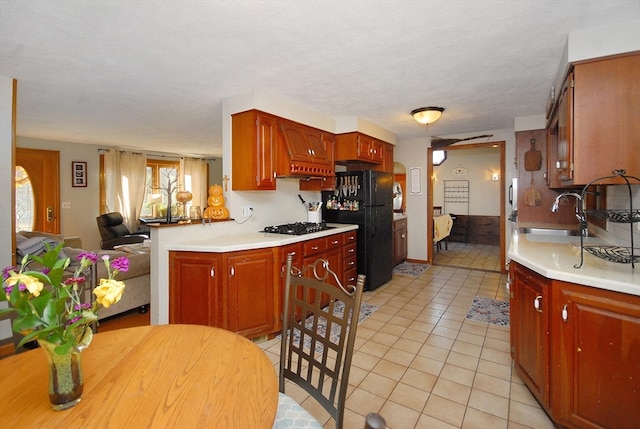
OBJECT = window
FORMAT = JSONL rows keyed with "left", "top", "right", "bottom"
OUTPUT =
{"left": 100, "top": 156, "right": 180, "bottom": 218}
{"left": 433, "top": 150, "right": 447, "bottom": 166}
{"left": 15, "top": 166, "right": 35, "bottom": 231}
{"left": 141, "top": 159, "right": 180, "bottom": 218}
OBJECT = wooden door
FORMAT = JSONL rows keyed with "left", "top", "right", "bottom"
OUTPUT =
{"left": 15, "top": 148, "right": 60, "bottom": 233}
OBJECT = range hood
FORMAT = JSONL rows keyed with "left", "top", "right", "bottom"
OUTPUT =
{"left": 276, "top": 120, "right": 334, "bottom": 179}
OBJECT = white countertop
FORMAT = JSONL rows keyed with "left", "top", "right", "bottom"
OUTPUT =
{"left": 166, "top": 223, "right": 358, "bottom": 253}
{"left": 508, "top": 232, "right": 640, "bottom": 296}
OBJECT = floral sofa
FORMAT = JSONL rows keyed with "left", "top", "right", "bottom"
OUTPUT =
{"left": 15, "top": 231, "right": 150, "bottom": 320}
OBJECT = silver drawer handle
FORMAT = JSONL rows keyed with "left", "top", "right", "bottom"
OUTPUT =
{"left": 534, "top": 295, "right": 543, "bottom": 313}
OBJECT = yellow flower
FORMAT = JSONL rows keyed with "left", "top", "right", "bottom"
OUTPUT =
{"left": 6, "top": 273, "right": 44, "bottom": 297}
{"left": 93, "top": 278, "right": 126, "bottom": 308}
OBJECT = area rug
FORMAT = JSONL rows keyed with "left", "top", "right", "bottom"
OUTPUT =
{"left": 465, "top": 296, "right": 510, "bottom": 326}
{"left": 285, "top": 301, "right": 378, "bottom": 355}
{"left": 393, "top": 261, "right": 431, "bottom": 277}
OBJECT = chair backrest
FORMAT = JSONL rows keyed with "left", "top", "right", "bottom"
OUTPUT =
{"left": 280, "top": 253, "right": 365, "bottom": 429}
{"left": 96, "top": 212, "right": 131, "bottom": 240}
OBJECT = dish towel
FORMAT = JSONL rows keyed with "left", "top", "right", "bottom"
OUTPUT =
{"left": 434, "top": 214, "right": 453, "bottom": 242}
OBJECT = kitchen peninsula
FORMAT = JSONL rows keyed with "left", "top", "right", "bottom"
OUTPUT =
{"left": 148, "top": 222, "right": 358, "bottom": 339}
{"left": 508, "top": 231, "right": 639, "bottom": 429}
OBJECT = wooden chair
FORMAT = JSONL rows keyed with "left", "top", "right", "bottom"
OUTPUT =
{"left": 273, "top": 254, "right": 366, "bottom": 429}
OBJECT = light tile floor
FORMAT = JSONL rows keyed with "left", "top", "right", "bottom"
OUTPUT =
{"left": 259, "top": 263, "right": 555, "bottom": 429}
{"left": 433, "top": 242, "right": 502, "bottom": 273}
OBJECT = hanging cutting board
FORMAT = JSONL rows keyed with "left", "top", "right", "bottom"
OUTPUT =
{"left": 523, "top": 174, "right": 541, "bottom": 206}
{"left": 524, "top": 138, "right": 542, "bottom": 171}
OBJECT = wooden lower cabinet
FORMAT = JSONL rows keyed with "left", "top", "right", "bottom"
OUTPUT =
{"left": 225, "top": 248, "right": 275, "bottom": 338}
{"left": 169, "top": 251, "right": 221, "bottom": 326}
{"left": 169, "top": 248, "right": 275, "bottom": 338}
{"left": 510, "top": 262, "right": 550, "bottom": 409}
{"left": 170, "top": 230, "right": 357, "bottom": 340}
{"left": 551, "top": 281, "right": 640, "bottom": 429}
{"left": 511, "top": 261, "right": 640, "bottom": 428}
{"left": 393, "top": 218, "right": 408, "bottom": 266}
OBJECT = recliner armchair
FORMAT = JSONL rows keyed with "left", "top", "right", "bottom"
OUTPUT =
{"left": 96, "top": 212, "right": 148, "bottom": 250}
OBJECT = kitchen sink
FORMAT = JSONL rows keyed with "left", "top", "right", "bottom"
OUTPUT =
{"left": 516, "top": 227, "right": 583, "bottom": 236}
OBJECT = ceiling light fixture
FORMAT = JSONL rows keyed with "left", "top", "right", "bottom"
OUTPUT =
{"left": 411, "top": 107, "right": 444, "bottom": 125}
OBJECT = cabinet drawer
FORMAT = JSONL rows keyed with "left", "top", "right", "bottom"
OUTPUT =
{"left": 343, "top": 242, "right": 357, "bottom": 259}
{"left": 344, "top": 267, "right": 358, "bottom": 287}
{"left": 344, "top": 255, "right": 357, "bottom": 272}
{"left": 325, "top": 234, "right": 343, "bottom": 250}
{"left": 303, "top": 237, "right": 326, "bottom": 257}
{"left": 394, "top": 219, "right": 407, "bottom": 230}
{"left": 343, "top": 230, "right": 357, "bottom": 244}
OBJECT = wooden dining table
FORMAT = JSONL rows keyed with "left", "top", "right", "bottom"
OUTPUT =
{"left": 0, "top": 324, "right": 278, "bottom": 428}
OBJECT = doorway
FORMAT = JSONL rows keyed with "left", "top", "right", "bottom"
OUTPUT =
{"left": 427, "top": 142, "right": 506, "bottom": 273}
{"left": 15, "top": 148, "right": 60, "bottom": 234}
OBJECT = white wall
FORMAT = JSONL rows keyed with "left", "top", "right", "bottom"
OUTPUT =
{"left": 18, "top": 137, "right": 103, "bottom": 250}
{"left": 433, "top": 147, "right": 501, "bottom": 216}
{"left": 394, "top": 129, "right": 517, "bottom": 263}
{"left": 0, "top": 76, "right": 16, "bottom": 341}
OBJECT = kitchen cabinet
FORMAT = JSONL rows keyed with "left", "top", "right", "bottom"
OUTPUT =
{"left": 551, "top": 281, "right": 640, "bottom": 429}
{"left": 335, "top": 132, "right": 386, "bottom": 165}
{"left": 231, "top": 110, "right": 277, "bottom": 190}
{"left": 546, "top": 53, "right": 640, "bottom": 187}
{"left": 170, "top": 229, "right": 358, "bottom": 339}
{"left": 510, "top": 261, "right": 640, "bottom": 428}
{"left": 510, "top": 262, "right": 550, "bottom": 409}
{"left": 169, "top": 248, "right": 276, "bottom": 339}
{"left": 169, "top": 251, "right": 222, "bottom": 326}
{"left": 393, "top": 218, "right": 408, "bottom": 266}
{"left": 278, "top": 120, "right": 332, "bottom": 167}
{"left": 343, "top": 230, "right": 358, "bottom": 286}
{"left": 225, "top": 248, "right": 275, "bottom": 338}
{"left": 382, "top": 142, "right": 394, "bottom": 173}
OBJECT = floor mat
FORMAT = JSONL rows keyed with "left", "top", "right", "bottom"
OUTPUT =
{"left": 393, "top": 261, "right": 431, "bottom": 277}
{"left": 284, "top": 301, "right": 378, "bottom": 355}
{"left": 465, "top": 296, "right": 510, "bottom": 326}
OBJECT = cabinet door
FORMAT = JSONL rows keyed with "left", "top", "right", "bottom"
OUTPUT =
{"left": 279, "top": 121, "right": 312, "bottom": 163}
{"left": 169, "top": 251, "right": 221, "bottom": 326}
{"left": 226, "top": 249, "right": 275, "bottom": 338}
{"left": 231, "top": 110, "right": 276, "bottom": 190}
{"left": 393, "top": 222, "right": 407, "bottom": 266}
{"left": 511, "top": 262, "right": 550, "bottom": 409}
{"left": 556, "top": 73, "right": 574, "bottom": 182}
{"left": 304, "top": 128, "right": 330, "bottom": 166}
{"left": 552, "top": 282, "right": 640, "bottom": 429}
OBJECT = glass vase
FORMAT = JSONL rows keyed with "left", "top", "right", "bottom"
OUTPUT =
{"left": 38, "top": 329, "right": 92, "bottom": 411}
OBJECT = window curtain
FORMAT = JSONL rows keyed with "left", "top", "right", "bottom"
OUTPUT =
{"left": 104, "top": 150, "right": 147, "bottom": 233}
{"left": 180, "top": 158, "right": 209, "bottom": 214}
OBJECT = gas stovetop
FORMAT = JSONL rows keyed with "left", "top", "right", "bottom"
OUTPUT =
{"left": 262, "top": 222, "right": 331, "bottom": 235}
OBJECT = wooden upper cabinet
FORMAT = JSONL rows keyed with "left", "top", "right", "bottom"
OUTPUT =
{"left": 232, "top": 110, "right": 277, "bottom": 190}
{"left": 335, "top": 132, "right": 388, "bottom": 165}
{"left": 278, "top": 119, "right": 331, "bottom": 166}
{"left": 547, "top": 52, "right": 640, "bottom": 186}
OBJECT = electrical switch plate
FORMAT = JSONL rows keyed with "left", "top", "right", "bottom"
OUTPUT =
{"left": 62, "top": 202, "right": 71, "bottom": 209}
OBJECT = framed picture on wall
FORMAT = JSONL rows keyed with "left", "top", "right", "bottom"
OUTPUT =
{"left": 72, "top": 161, "right": 87, "bottom": 187}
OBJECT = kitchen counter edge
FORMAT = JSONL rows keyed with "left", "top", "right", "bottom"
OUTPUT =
{"left": 508, "top": 232, "right": 639, "bottom": 296}
{"left": 165, "top": 224, "right": 359, "bottom": 253}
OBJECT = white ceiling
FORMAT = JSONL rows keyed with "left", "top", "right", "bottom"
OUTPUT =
{"left": 1, "top": 1, "right": 638, "bottom": 157}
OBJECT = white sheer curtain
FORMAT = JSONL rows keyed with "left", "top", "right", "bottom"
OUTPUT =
{"left": 104, "top": 150, "right": 147, "bottom": 233}
{"left": 180, "top": 158, "right": 209, "bottom": 214}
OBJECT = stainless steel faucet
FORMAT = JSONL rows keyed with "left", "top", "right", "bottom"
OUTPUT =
{"left": 551, "top": 192, "right": 587, "bottom": 234}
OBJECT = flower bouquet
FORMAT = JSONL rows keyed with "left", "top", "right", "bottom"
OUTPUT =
{"left": 1, "top": 241, "right": 129, "bottom": 410}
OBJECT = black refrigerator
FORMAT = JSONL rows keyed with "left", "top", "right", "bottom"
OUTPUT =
{"left": 322, "top": 170, "right": 393, "bottom": 291}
